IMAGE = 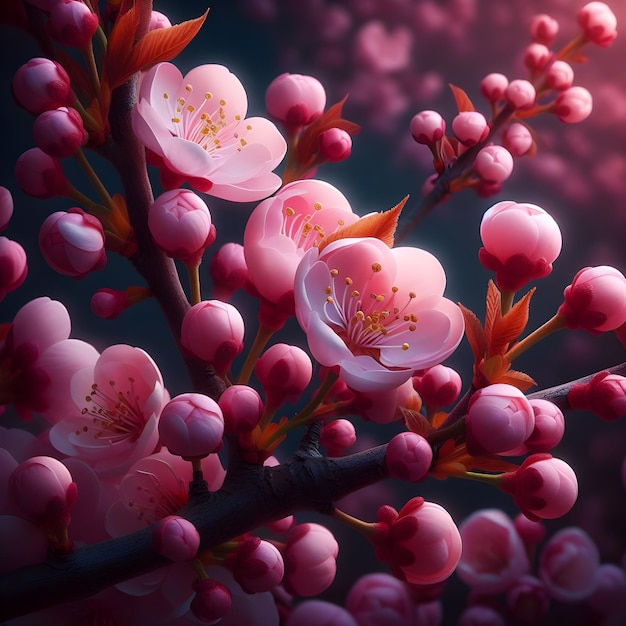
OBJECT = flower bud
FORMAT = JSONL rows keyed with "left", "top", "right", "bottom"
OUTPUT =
{"left": 385, "top": 432, "right": 433, "bottom": 482}
{"left": 530, "top": 14, "right": 559, "bottom": 45}
{"left": 553, "top": 86, "right": 593, "bottom": 123}
{"left": 39, "top": 208, "right": 106, "bottom": 278}
{"left": 410, "top": 110, "right": 446, "bottom": 144}
{"left": 12, "top": 57, "right": 72, "bottom": 115}
{"left": 320, "top": 419, "right": 356, "bottom": 456}
{"left": 190, "top": 578, "right": 232, "bottom": 623}
{"left": 502, "top": 123, "right": 533, "bottom": 157}
{"left": 209, "top": 242, "right": 249, "bottom": 301}
{"left": 545, "top": 61, "right": 574, "bottom": 91}
{"left": 0, "top": 237, "right": 27, "bottom": 301}
{"left": 90, "top": 288, "right": 128, "bottom": 320}
{"left": 15, "top": 148, "right": 68, "bottom": 198}
{"left": 152, "top": 515, "right": 200, "bottom": 562}
{"left": 506, "top": 576, "right": 550, "bottom": 624}
{"left": 0, "top": 516, "right": 48, "bottom": 575}
{"left": 346, "top": 573, "right": 414, "bottom": 625}
{"left": 523, "top": 43, "right": 552, "bottom": 73}
{"left": 266, "top": 73, "right": 326, "bottom": 127}
{"left": 149, "top": 10, "right": 172, "bottom": 30}
{"left": 231, "top": 537, "right": 285, "bottom": 593}
{"left": 0, "top": 186, "right": 13, "bottom": 232}
{"left": 513, "top": 513, "right": 546, "bottom": 548}
{"left": 33, "top": 106, "right": 87, "bottom": 158}
{"left": 568, "top": 371, "right": 626, "bottom": 421}
{"left": 219, "top": 384, "right": 264, "bottom": 434}
{"left": 505, "top": 79, "right": 536, "bottom": 110}
{"left": 451, "top": 111, "right": 489, "bottom": 146}
{"left": 318, "top": 128, "right": 352, "bottom": 162}
{"left": 458, "top": 605, "right": 506, "bottom": 626}
{"left": 586, "top": 564, "right": 626, "bottom": 615}
{"left": 473, "top": 145, "right": 514, "bottom": 183}
{"left": 577, "top": 1, "right": 617, "bottom": 47}
{"left": 480, "top": 73, "right": 509, "bottom": 104}
{"left": 47, "top": 0, "right": 99, "bottom": 49}
{"left": 412, "top": 364, "right": 462, "bottom": 409}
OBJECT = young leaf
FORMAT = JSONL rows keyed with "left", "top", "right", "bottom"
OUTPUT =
{"left": 491, "top": 288, "right": 535, "bottom": 356}
{"left": 458, "top": 303, "right": 487, "bottom": 364}
{"left": 401, "top": 408, "right": 433, "bottom": 437}
{"left": 449, "top": 83, "right": 476, "bottom": 113}
{"left": 484, "top": 280, "right": 501, "bottom": 354}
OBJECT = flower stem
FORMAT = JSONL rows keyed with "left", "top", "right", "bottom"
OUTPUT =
{"left": 236, "top": 324, "right": 276, "bottom": 385}
{"left": 73, "top": 149, "right": 115, "bottom": 210}
{"left": 500, "top": 289, "right": 515, "bottom": 315}
{"left": 186, "top": 263, "right": 202, "bottom": 306}
{"left": 332, "top": 507, "right": 376, "bottom": 538}
{"left": 505, "top": 313, "right": 566, "bottom": 362}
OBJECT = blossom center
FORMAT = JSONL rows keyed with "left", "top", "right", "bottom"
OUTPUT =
{"left": 127, "top": 469, "right": 187, "bottom": 525}
{"left": 282, "top": 201, "right": 345, "bottom": 250}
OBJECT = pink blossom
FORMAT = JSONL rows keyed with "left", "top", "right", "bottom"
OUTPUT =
{"left": 479, "top": 200, "right": 562, "bottom": 291}
{"left": 0, "top": 236, "right": 27, "bottom": 301}
{"left": 12, "top": 57, "right": 72, "bottom": 115}
{"left": 318, "top": 128, "right": 352, "bottom": 162}
{"left": 209, "top": 242, "right": 249, "bottom": 301}
{"left": 294, "top": 237, "right": 464, "bottom": 393}
{"left": 230, "top": 536, "right": 284, "bottom": 593}
{"left": 473, "top": 145, "right": 514, "bottom": 183}
{"left": 530, "top": 14, "right": 559, "bottom": 45}
{"left": 181, "top": 300, "right": 245, "bottom": 377}
{"left": 553, "top": 86, "right": 593, "bottom": 123}
{"left": 49, "top": 344, "right": 168, "bottom": 476}
{"left": 39, "top": 208, "right": 107, "bottom": 279}
{"left": 465, "top": 383, "right": 535, "bottom": 455}
{"left": 158, "top": 393, "right": 224, "bottom": 459}
{"left": 244, "top": 179, "right": 358, "bottom": 305}
{"left": 384, "top": 432, "right": 433, "bottom": 482}
{"left": 501, "top": 454, "right": 578, "bottom": 521}
{"left": 586, "top": 563, "right": 626, "bottom": 616}
{"left": 219, "top": 384, "right": 264, "bottom": 434}
{"left": 132, "top": 62, "right": 286, "bottom": 201}
{"left": 320, "top": 419, "right": 356, "bottom": 456}
{"left": 152, "top": 515, "right": 200, "bottom": 562}
{"left": 287, "top": 600, "right": 358, "bottom": 626}
{"left": 354, "top": 21, "right": 413, "bottom": 74}
{"left": 502, "top": 122, "right": 533, "bottom": 157}
{"left": 0, "top": 186, "right": 13, "bottom": 232}
{"left": 506, "top": 575, "right": 550, "bottom": 623}
{"left": 557, "top": 265, "right": 626, "bottom": 333}
{"left": 480, "top": 73, "right": 509, "bottom": 104}
{"left": 412, "top": 364, "right": 462, "bottom": 409}
{"left": 545, "top": 61, "right": 574, "bottom": 91}
{"left": 457, "top": 509, "right": 530, "bottom": 594}
{"left": 538, "top": 527, "right": 600, "bottom": 601}
{"left": 33, "top": 106, "right": 87, "bottom": 158}
{"left": 568, "top": 371, "right": 626, "bottom": 421}
{"left": 265, "top": 73, "right": 326, "bottom": 127}
{"left": 15, "top": 148, "right": 68, "bottom": 199}
{"left": 190, "top": 578, "right": 232, "bottom": 623}
{"left": 452, "top": 111, "right": 489, "bottom": 146}
{"left": 373, "top": 497, "right": 462, "bottom": 585}
{"left": 47, "top": 0, "right": 99, "bottom": 49}
{"left": 410, "top": 110, "right": 446, "bottom": 145}
{"left": 0, "top": 515, "right": 48, "bottom": 575}
{"left": 283, "top": 523, "right": 339, "bottom": 596}
{"left": 577, "top": 1, "right": 617, "bottom": 47}
{"left": 345, "top": 572, "right": 414, "bottom": 626}
{"left": 505, "top": 79, "right": 536, "bottom": 110}
{"left": 148, "top": 189, "right": 212, "bottom": 266}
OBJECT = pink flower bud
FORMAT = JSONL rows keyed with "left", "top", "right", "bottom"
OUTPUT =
{"left": 452, "top": 111, "right": 489, "bottom": 146}
{"left": 466, "top": 384, "right": 535, "bottom": 456}
{"left": 473, "top": 145, "right": 514, "bottom": 183}
{"left": 0, "top": 237, "right": 28, "bottom": 301}
{"left": 568, "top": 371, "right": 626, "bottom": 421}
{"left": 410, "top": 110, "right": 446, "bottom": 144}
{"left": 545, "top": 61, "right": 574, "bottom": 91}
{"left": 190, "top": 578, "right": 232, "bottom": 623}
{"left": 158, "top": 393, "right": 224, "bottom": 459}
{"left": 209, "top": 242, "right": 249, "bottom": 301}
{"left": 505, "top": 79, "right": 536, "bottom": 110}
{"left": 557, "top": 266, "right": 626, "bottom": 333}
{"left": 12, "top": 57, "right": 72, "bottom": 115}
{"left": 385, "top": 432, "right": 433, "bottom": 482}
{"left": 39, "top": 208, "right": 107, "bottom": 278}
{"left": 501, "top": 454, "right": 578, "bottom": 521}
{"left": 0, "top": 186, "right": 13, "bottom": 232}
{"left": 553, "top": 86, "right": 593, "bottom": 123}
{"left": 521, "top": 399, "right": 565, "bottom": 452}
{"left": 149, "top": 189, "right": 212, "bottom": 266}
{"left": 15, "top": 148, "right": 68, "bottom": 198}
{"left": 538, "top": 527, "right": 599, "bottom": 601}
{"left": 480, "top": 73, "right": 509, "bottom": 104}
{"left": 219, "top": 384, "right": 264, "bottom": 434}
{"left": 320, "top": 419, "right": 356, "bottom": 456}
{"left": 458, "top": 605, "right": 506, "bottom": 626}
{"left": 513, "top": 513, "right": 547, "bottom": 548}
{"left": 523, "top": 43, "right": 552, "bottom": 73}
{"left": 319, "top": 128, "right": 352, "bottom": 162}
{"left": 149, "top": 10, "right": 172, "bottom": 30}
{"left": 506, "top": 576, "right": 550, "bottom": 623}
{"left": 287, "top": 600, "right": 358, "bottom": 626}
{"left": 231, "top": 537, "right": 285, "bottom": 593}
{"left": 255, "top": 343, "right": 312, "bottom": 410}
{"left": 33, "top": 106, "right": 87, "bottom": 158}
{"left": 0, "top": 516, "right": 48, "bottom": 575}
{"left": 265, "top": 73, "right": 326, "bottom": 127}
{"left": 479, "top": 200, "right": 562, "bottom": 291}
{"left": 502, "top": 123, "right": 533, "bottom": 157}
{"left": 530, "top": 14, "right": 559, "bottom": 45}
{"left": 412, "top": 364, "right": 463, "bottom": 409}
{"left": 373, "top": 497, "right": 462, "bottom": 585}
{"left": 586, "top": 564, "right": 626, "bottom": 615}
{"left": 181, "top": 300, "right": 245, "bottom": 376}
{"left": 90, "top": 288, "right": 128, "bottom": 319}
{"left": 152, "top": 515, "right": 200, "bottom": 562}
{"left": 346, "top": 573, "right": 414, "bottom": 625}
{"left": 47, "top": 0, "right": 99, "bottom": 49}
{"left": 283, "top": 523, "right": 339, "bottom": 596}
{"left": 577, "top": 1, "right": 617, "bottom": 47}
{"left": 457, "top": 509, "right": 530, "bottom": 594}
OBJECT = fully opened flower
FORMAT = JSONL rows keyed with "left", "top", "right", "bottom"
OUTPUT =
{"left": 132, "top": 62, "right": 287, "bottom": 201}
{"left": 294, "top": 237, "right": 464, "bottom": 392}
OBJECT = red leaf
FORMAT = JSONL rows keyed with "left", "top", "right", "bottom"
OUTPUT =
{"left": 449, "top": 83, "right": 476, "bottom": 113}
{"left": 484, "top": 280, "right": 501, "bottom": 355}
{"left": 401, "top": 408, "right": 433, "bottom": 437}
{"left": 105, "top": 3, "right": 140, "bottom": 89}
{"left": 497, "top": 369, "right": 536, "bottom": 392}
{"left": 458, "top": 303, "right": 486, "bottom": 364}
{"left": 491, "top": 288, "right": 535, "bottom": 356}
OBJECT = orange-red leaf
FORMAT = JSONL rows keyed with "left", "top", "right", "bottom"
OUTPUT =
{"left": 106, "top": 4, "right": 140, "bottom": 89}
{"left": 484, "top": 280, "right": 501, "bottom": 354}
{"left": 401, "top": 408, "right": 432, "bottom": 437}
{"left": 449, "top": 83, "right": 476, "bottom": 113}
{"left": 496, "top": 369, "right": 536, "bottom": 392}
{"left": 491, "top": 288, "right": 535, "bottom": 356}
{"left": 458, "top": 302, "right": 486, "bottom": 364}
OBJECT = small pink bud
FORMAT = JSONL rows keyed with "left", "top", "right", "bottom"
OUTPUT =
{"left": 149, "top": 189, "right": 212, "bottom": 266}
{"left": 545, "top": 60, "right": 574, "bottom": 91}
{"left": 283, "top": 523, "right": 339, "bottom": 596}
{"left": 320, "top": 419, "right": 356, "bottom": 456}
{"left": 530, "top": 14, "right": 559, "bottom": 45}
{"left": 577, "top": 1, "right": 617, "bottom": 47}
{"left": 568, "top": 371, "right": 626, "bottom": 421}
{"left": 479, "top": 200, "right": 562, "bottom": 291}
{"left": 12, "top": 57, "right": 72, "bottom": 115}
{"left": 266, "top": 73, "right": 326, "bottom": 127}
{"left": 553, "top": 86, "right": 593, "bottom": 123}
{"left": 502, "top": 122, "right": 533, "bottom": 157}
{"left": 524, "top": 399, "right": 565, "bottom": 452}
{"left": 501, "top": 454, "right": 578, "bottom": 521}
{"left": 466, "top": 384, "right": 535, "bottom": 456}
{"left": 451, "top": 111, "right": 489, "bottom": 146}
{"left": 513, "top": 513, "right": 547, "bottom": 548}
{"left": 152, "top": 515, "right": 200, "bottom": 562}
{"left": 15, "top": 148, "right": 68, "bottom": 198}
{"left": 412, "top": 365, "right": 463, "bottom": 409}
{"left": 385, "top": 432, "right": 433, "bottom": 482}
{"left": 319, "top": 128, "right": 352, "bottom": 162}
{"left": 47, "top": 0, "right": 99, "bottom": 49}
{"left": 505, "top": 79, "right": 536, "bottom": 110}
{"left": 181, "top": 300, "right": 245, "bottom": 377}
{"left": 410, "top": 110, "right": 446, "bottom": 144}
{"left": 219, "top": 384, "right": 264, "bottom": 434}
{"left": 209, "top": 242, "right": 249, "bottom": 301}
{"left": 0, "top": 237, "right": 28, "bottom": 301}
{"left": 90, "top": 288, "right": 128, "bottom": 319}
{"left": 506, "top": 576, "right": 550, "bottom": 623}
{"left": 480, "top": 73, "right": 509, "bottom": 104}
{"left": 231, "top": 537, "right": 285, "bottom": 593}
{"left": 458, "top": 605, "right": 506, "bottom": 626}
{"left": 523, "top": 43, "right": 552, "bottom": 73}
{"left": 190, "top": 578, "right": 232, "bottom": 623}
{"left": 0, "top": 187, "right": 14, "bottom": 232}
{"left": 557, "top": 266, "right": 626, "bottom": 333}
{"left": 158, "top": 393, "right": 224, "bottom": 459}
{"left": 0, "top": 516, "right": 48, "bottom": 575}
{"left": 255, "top": 343, "right": 312, "bottom": 410}
{"left": 586, "top": 564, "right": 626, "bottom": 615}
{"left": 287, "top": 600, "right": 358, "bottom": 626}
{"left": 33, "top": 106, "right": 87, "bottom": 158}
{"left": 473, "top": 145, "right": 514, "bottom": 183}
{"left": 149, "top": 10, "right": 172, "bottom": 30}
{"left": 346, "top": 573, "right": 414, "bottom": 625}
{"left": 39, "top": 208, "right": 106, "bottom": 279}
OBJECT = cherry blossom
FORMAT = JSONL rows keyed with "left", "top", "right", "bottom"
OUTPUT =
{"left": 294, "top": 236, "right": 464, "bottom": 392}
{"left": 132, "top": 62, "right": 286, "bottom": 201}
